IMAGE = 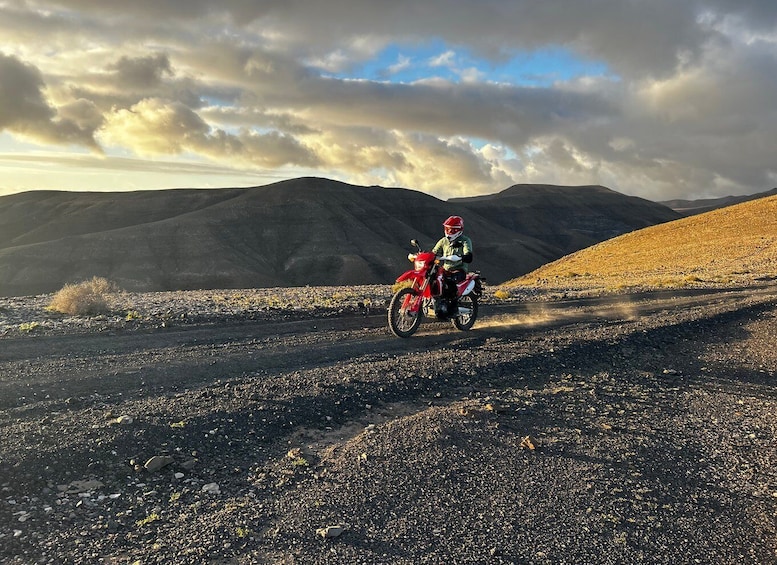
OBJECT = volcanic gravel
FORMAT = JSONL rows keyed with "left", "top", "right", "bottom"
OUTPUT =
{"left": 1, "top": 283, "right": 776, "bottom": 564}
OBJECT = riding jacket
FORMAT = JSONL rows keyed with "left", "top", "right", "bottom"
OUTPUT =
{"left": 432, "top": 234, "right": 473, "bottom": 272}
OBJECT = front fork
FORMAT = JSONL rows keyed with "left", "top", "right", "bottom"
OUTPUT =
{"left": 402, "top": 277, "right": 431, "bottom": 313}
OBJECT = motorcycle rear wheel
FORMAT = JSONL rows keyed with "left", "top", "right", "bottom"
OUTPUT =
{"left": 452, "top": 294, "right": 478, "bottom": 331}
{"left": 388, "top": 287, "right": 423, "bottom": 338}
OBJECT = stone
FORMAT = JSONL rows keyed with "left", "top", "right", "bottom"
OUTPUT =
{"left": 316, "top": 524, "right": 347, "bottom": 539}
{"left": 58, "top": 480, "right": 104, "bottom": 494}
{"left": 144, "top": 456, "right": 175, "bottom": 473}
{"left": 520, "top": 435, "right": 538, "bottom": 450}
{"left": 110, "top": 415, "right": 133, "bottom": 425}
{"left": 180, "top": 459, "right": 197, "bottom": 471}
{"left": 201, "top": 483, "right": 221, "bottom": 495}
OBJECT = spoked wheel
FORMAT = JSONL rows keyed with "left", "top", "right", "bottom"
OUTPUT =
{"left": 388, "top": 287, "right": 423, "bottom": 338}
{"left": 452, "top": 294, "right": 478, "bottom": 331}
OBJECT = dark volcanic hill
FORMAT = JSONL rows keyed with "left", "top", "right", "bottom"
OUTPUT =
{"left": 0, "top": 178, "right": 679, "bottom": 296}
{"left": 451, "top": 184, "right": 681, "bottom": 255}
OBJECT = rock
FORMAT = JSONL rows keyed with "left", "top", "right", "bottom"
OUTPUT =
{"left": 16, "top": 511, "right": 30, "bottom": 522}
{"left": 144, "top": 456, "right": 175, "bottom": 473}
{"left": 201, "top": 483, "right": 221, "bottom": 495}
{"left": 180, "top": 458, "right": 197, "bottom": 471}
{"left": 110, "top": 415, "right": 134, "bottom": 425}
{"left": 520, "top": 435, "right": 538, "bottom": 450}
{"left": 316, "top": 524, "right": 347, "bottom": 539}
{"left": 58, "top": 480, "right": 104, "bottom": 494}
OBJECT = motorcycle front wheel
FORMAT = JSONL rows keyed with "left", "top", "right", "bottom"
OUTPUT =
{"left": 388, "top": 287, "right": 423, "bottom": 338}
{"left": 452, "top": 294, "right": 478, "bottom": 331}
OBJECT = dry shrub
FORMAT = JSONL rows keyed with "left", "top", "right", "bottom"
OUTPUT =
{"left": 391, "top": 280, "right": 413, "bottom": 294}
{"left": 48, "top": 276, "right": 121, "bottom": 316}
{"left": 493, "top": 289, "right": 511, "bottom": 300}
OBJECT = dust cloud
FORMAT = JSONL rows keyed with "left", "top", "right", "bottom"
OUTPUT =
{"left": 479, "top": 296, "right": 641, "bottom": 331}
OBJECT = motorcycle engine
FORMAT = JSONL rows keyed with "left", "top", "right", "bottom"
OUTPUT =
{"left": 434, "top": 298, "right": 452, "bottom": 319}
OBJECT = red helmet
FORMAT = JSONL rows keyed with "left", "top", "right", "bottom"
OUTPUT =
{"left": 443, "top": 215, "right": 464, "bottom": 241}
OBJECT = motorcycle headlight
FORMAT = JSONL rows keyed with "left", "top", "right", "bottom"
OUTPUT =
{"left": 414, "top": 259, "right": 426, "bottom": 271}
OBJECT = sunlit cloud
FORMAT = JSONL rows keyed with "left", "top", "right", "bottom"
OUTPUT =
{"left": 386, "top": 54, "right": 411, "bottom": 76}
{"left": 1, "top": 0, "right": 776, "bottom": 200}
{"left": 429, "top": 50, "right": 457, "bottom": 68}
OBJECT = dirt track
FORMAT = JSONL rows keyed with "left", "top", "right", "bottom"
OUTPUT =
{"left": 1, "top": 285, "right": 777, "bottom": 564}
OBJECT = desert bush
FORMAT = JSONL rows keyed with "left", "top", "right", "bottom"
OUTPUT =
{"left": 493, "top": 289, "right": 511, "bottom": 300}
{"left": 391, "top": 280, "right": 413, "bottom": 294}
{"left": 18, "top": 321, "right": 40, "bottom": 333}
{"left": 48, "top": 276, "right": 122, "bottom": 316}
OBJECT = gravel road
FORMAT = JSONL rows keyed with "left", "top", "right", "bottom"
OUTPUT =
{"left": 1, "top": 284, "right": 776, "bottom": 564}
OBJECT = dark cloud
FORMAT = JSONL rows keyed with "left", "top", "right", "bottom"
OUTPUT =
{"left": 0, "top": 53, "right": 99, "bottom": 149}
{"left": 1, "top": 1, "right": 777, "bottom": 199}
{"left": 703, "top": 0, "right": 777, "bottom": 28}
{"left": 109, "top": 54, "right": 174, "bottom": 89}
{"left": 7, "top": 0, "right": 736, "bottom": 74}
{"left": 0, "top": 53, "right": 54, "bottom": 127}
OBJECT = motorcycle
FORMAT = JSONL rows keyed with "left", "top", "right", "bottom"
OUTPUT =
{"left": 388, "top": 239, "right": 484, "bottom": 338}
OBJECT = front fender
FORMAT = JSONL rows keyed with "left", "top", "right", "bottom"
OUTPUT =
{"left": 395, "top": 270, "right": 424, "bottom": 285}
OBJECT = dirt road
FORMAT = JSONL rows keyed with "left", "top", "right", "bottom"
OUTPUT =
{"left": 2, "top": 285, "right": 776, "bottom": 564}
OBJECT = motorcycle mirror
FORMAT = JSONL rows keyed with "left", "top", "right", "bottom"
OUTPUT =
{"left": 410, "top": 239, "right": 420, "bottom": 249}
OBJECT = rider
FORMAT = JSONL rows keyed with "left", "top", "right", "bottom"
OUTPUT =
{"left": 432, "top": 215, "right": 473, "bottom": 299}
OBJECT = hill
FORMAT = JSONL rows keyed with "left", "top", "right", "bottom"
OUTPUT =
{"left": 660, "top": 187, "right": 777, "bottom": 216}
{"left": 452, "top": 184, "right": 681, "bottom": 256}
{"left": 507, "top": 194, "right": 777, "bottom": 290}
{"left": 0, "top": 178, "right": 679, "bottom": 296}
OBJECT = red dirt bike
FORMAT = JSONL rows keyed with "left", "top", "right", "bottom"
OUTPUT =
{"left": 388, "top": 239, "right": 484, "bottom": 338}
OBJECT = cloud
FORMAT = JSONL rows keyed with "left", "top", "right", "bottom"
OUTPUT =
{"left": 0, "top": 54, "right": 54, "bottom": 128}
{"left": 386, "top": 55, "right": 411, "bottom": 76}
{"left": 0, "top": 53, "right": 100, "bottom": 149}
{"left": 299, "top": 127, "right": 514, "bottom": 198}
{"left": 1, "top": 1, "right": 777, "bottom": 200}
{"left": 99, "top": 98, "right": 210, "bottom": 155}
{"left": 429, "top": 50, "right": 457, "bottom": 69}
{"left": 5, "top": 0, "right": 717, "bottom": 76}
{"left": 98, "top": 98, "right": 317, "bottom": 167}
{"left": 109, "top": 54, "right": 174, "bottom": 89}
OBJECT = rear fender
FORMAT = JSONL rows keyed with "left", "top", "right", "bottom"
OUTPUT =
{"left": 458, "top": 279, "right": 476, "bottom": 297}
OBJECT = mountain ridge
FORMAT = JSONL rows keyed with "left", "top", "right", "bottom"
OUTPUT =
{"left": 659, "top": 187, "right": 777, "bottom": 216}
{"left": 451, "top": 183, "right": 679, "bottom": 256}
{"left": 0, "top": 177, "right": 689, "bottom": 296}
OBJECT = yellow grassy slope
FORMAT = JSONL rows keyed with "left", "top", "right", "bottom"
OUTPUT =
{"left": 507, "top": 194, "right": 777, "bottom": 290}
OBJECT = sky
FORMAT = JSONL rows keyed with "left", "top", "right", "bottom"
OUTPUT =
{"left": 1, "top": 1, "right": 777, "bottom": 202}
